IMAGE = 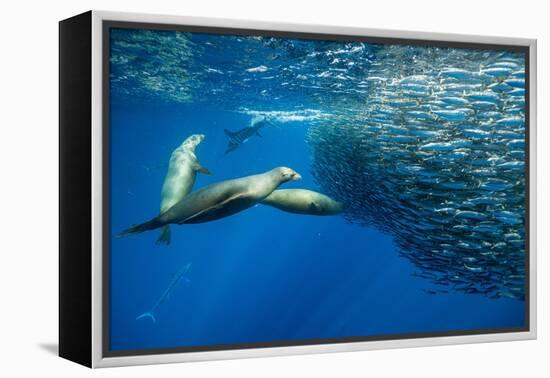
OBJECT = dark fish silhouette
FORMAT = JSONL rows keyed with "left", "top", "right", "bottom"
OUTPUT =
{"left": 224, "top": 118, "right": 272, "bottom": 154}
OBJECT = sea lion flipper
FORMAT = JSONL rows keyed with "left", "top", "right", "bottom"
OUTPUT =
{"left": 179, "top": 205, "right": 220, "bottom": 224}
{"left": 117, "top": 216, "right": 162, "bottom": 238}
{"left": 179, "top": 193, "right": 246, "bottom": 224}
{"left": 193, "top": 161, "right": 212, "bottom": 175}
{"left": 309, "top": 202, "right": 319, "bottom": 212}
{"left": 156, "top": 225, "right": 171, "bottom": 245}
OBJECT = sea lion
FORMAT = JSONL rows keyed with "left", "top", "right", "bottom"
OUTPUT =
{"left": 261, "top": 189, "right": 344, "bottom": 216}
{"left": 118, "top": 167, "right": 301, "bottom": 238}
{"left": 157, "top": 134, "right": 211, "bottom": 244}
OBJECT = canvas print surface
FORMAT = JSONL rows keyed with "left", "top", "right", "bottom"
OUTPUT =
{"left": 108, "top": 26, "right": 527, "bottom": 353}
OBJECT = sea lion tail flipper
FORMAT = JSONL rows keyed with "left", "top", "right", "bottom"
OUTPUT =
{"left": 117, "top": 217, "right": 161, "bottom": 238}
{"left": 156, "top": 225, "right": 171, "bottom": 245}
{"left": 309, "top": 202, "right": 320, "bottom": 212}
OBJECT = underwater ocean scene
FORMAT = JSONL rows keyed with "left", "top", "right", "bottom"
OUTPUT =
{"left": 109, "top": 27, "right": 527, "bottom": 353}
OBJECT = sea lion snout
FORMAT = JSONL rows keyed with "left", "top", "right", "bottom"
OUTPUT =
{"left": 291, "top": 172, "right": 302, "bottom": 181}
{"left": 183, "top": 133, "right": 206, "bottom": 148}
{"left": 276, "top": 167, "right": 302, "bottom": 182}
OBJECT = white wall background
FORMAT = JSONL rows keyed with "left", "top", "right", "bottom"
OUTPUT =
{"left": 0, "top": 0, "right": 546, "bottom": 376}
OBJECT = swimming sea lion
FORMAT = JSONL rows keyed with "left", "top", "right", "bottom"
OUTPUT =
{"left": 118, "top": 167, "right": 301, "bottom": 238}
{"left": 261, "top": 189, "right": 344, "bottom": 216}
{"left": 157, "top": 134, "right": 211, "bottom": 244}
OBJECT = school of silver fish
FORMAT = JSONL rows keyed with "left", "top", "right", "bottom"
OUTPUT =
{"left": 308, "top": 45, "right": 526, "bottom": 300}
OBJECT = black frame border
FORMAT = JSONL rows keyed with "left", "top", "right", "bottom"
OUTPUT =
{"left": 59, "top": 11, "right": 93, "bottom": 367}
{"left": 101, "top": 20, "right": 531, "bottom": 359}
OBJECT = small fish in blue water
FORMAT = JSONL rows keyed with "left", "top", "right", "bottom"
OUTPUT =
{"left": 462, "top": 129, "right": 491, "bottom": 139}
{"left": 496, "top": 117, "right": 524, "bottom": 127}
{"left": 440, "top": 97, "right": 469, "bottom": 106}
{"left": 481, "top": 67, "right": 514, "bottom": 77}
{"left": 504, "top": 78, "right": 525, "bottom": 88}
{"left": 490, "top": 61, "right": 519, "bottom": 69}
{"left": 420, "top": 142, "right": 458, "bottom": 152}
{"left": 471, "top": 101, "right": 497, "bottom": 110}
{"left": 488, "top": 82, "right": 513, "bottom": 92}
{"left": 455, "top": 210, "right": 486, "bottom": 220}
{"left": 463, "top": 264, "right": 484, "bottom": 273}
{"left": 511, "top": 71, "right": 525, "bottom": 78}
{"left": 246, "top": 65, "right": 269, "bottom": 73}
{"left": 506, "top": 139, "right": 525, "bottom": 149}
{"left": 508, "top": 88, "right": 525, "bottom": 97}
{"left": 466, "top": 91, "right": 499, "bottom": 102}
{"left": 439, "top": 68, "right": 476, "bottom": 80}
{"left": 494, "top": 211, "right": 523, "bottom": 225}
{"left": 479, "top": 178, "right": 513, "bottom": 191}
{"left": 498, "top": 161, "right": 524, "bottom": 170}
{"left": 432, "top": 109, "right": 469, "bottom": 122}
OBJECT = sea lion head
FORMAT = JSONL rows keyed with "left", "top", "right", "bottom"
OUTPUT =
{"left": 181, "top": 134, "right": 206, "bottom": 150}
{"left": 272, "top": 167, "right": 302, "bottom": 183}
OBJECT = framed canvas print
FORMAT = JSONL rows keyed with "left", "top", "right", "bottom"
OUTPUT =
{"left": 59, "top": 10, "right": 537, "bottom": 368}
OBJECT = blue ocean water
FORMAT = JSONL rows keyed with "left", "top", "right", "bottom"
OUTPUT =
{"left": 108, "top": 29, "right": 526, "bottom": 352}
